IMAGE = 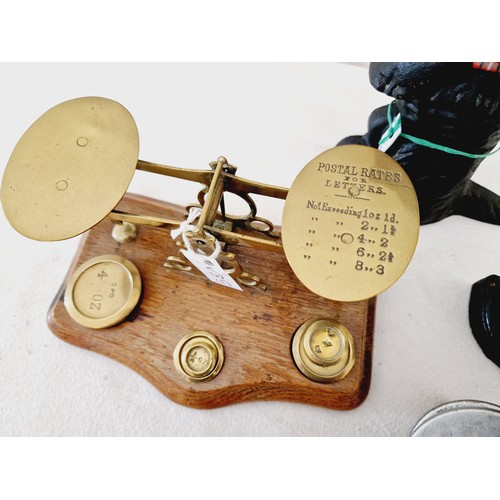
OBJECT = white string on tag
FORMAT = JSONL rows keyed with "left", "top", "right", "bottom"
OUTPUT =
{"left": 170, "top": 207, "right": 242, "bottom": 291}
{"left": 171, "top": 207, "right": 203, "bottom": 253}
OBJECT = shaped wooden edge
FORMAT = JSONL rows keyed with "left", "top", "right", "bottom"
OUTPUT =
{"left": 47, "top": 193, "right": 376, "bottom": 410}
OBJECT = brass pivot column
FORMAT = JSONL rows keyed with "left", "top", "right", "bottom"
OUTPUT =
{"left": 194, "top": 156, "right": 234, "bottom": 233}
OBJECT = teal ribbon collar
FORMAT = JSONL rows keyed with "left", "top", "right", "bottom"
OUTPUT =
{"left": 378, "top": 101, "right": 500, "bottom": 159}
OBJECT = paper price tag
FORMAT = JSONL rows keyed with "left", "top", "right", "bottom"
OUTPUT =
{"left": 181, "top": 249, "right": 243, "bottom": 291}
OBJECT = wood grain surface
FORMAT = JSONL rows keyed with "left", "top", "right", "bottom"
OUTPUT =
{"left": 47, "top": 194, "right": 376, "bottom": 410}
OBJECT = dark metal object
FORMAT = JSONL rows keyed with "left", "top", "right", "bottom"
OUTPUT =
{"left": 339, "top": 62, "right": 500, "bottom": 225}
{"left": 469, "top": 274, "right": 500, "bottom": 367}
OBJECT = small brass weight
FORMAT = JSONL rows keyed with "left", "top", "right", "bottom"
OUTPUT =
{"left": 1, "top": 97, "right": 419, "bottom": 410}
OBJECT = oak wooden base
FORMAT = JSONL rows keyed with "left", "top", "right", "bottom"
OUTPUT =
{"left": 47, "top": 194, "right": 375, "bottom": 410}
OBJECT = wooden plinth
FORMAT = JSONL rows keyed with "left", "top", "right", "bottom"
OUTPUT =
{"left": 47, "top": 194, "right": 375, "bottom": 410}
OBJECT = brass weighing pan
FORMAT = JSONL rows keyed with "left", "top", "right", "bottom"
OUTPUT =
{"left": 1, "top": 97, "right": 139, "bottom": 241}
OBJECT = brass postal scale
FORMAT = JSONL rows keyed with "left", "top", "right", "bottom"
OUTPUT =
{"left": 1, "top": 97, "right": 419, "bottom": 410}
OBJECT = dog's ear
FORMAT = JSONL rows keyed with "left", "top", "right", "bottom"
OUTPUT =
{"left": 369, "top": 62, "right": 490, "bottom": 100}
{"left": 369, "top": 63, "right": 446, "bottom": 98}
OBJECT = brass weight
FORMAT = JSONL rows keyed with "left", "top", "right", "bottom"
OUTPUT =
{"left": 173, "top": 331, "right": 225, "bottom": 382}
{"left": 292, "top": 319, "right": 355, "bottom": 383}
{"left": 64, "top": 255, "right": 142, "bottom": 329}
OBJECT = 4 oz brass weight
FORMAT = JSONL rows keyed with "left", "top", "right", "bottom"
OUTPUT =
{"left": 64, "top": 255, "right": 142, "bottom": 329}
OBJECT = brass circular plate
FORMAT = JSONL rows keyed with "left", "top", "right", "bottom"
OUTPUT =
{"left": 291, "top": 318, "right": 355, "bottom": 383}
{"left": 64, "top": 254, "right": 142, "bottom": 329}
{"left": 173, "top": 331, "right": 224, "bottom": 382}
{"left": 1, "top": 97, "right": 139, "bottom": 241}
{"left": 282, "top": 145, "right": 420, "bottom": 302}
